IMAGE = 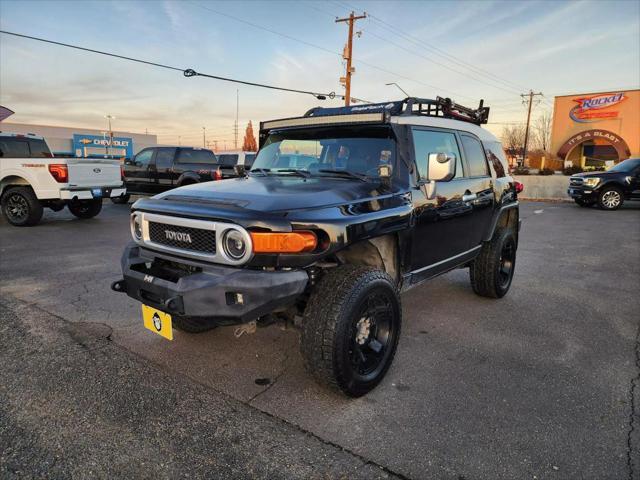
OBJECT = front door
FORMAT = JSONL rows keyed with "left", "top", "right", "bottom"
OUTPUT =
{"left": 124, "top": 148, "right": 155, "bottom": 193}
{"left": 409, "top": 128, "right": 480, "bottom": 283}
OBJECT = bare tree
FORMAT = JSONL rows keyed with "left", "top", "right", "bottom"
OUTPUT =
{"left": 501, "top": 125, "right": 525, "bottom": 153}
{"left": 533, "top": 111, "right": 552, "bottom": 152}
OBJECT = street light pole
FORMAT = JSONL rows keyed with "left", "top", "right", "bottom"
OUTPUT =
{"left": 202, "top": 127, "right": 206, "bottom": 148}
{"left": 104, "top": 115, "right": 115, "bottom": 157}
{"left": 385, "top": 82, "right": 410, "bottom": 97}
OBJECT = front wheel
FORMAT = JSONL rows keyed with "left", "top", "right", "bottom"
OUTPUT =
{"left": 598, "top": 186, "right": 624, "bottom": 210}
{"left": 68, "top": 199, "right": 103, "bottom": 219}
{"left": 470, "top": 228, "right": 517, "bottom": 298}
{"left": 0, "top": 186, "right": 43, "bottom": 226}
{"left": 301, "top": 266, "right": 401, "bottom": 397}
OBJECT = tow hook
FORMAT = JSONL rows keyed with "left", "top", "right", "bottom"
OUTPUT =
{"left": 111, "top": 279, "right": 126, "bottom": 293}
{"left": 234, "top": 320, "right": 257, "bottom": 338}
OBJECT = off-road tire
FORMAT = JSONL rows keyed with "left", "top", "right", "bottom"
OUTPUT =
{"left": 1, "top": 186, "right": 43, "bottom": 226}
{"left": 68, "top": 199, "right": 103, "bottom": 219}
{"left": 111, "top": 194, "right": 131, "bottom": 204}
{"left": 301, "top": 265, "right": 401, "bottom": 397}
{"left": 469, "top": 228, "right": 517, "bottom": 299}
{"left": 574, "top": 198, "right": 594, "bottom": 207}
{"left": 597, "top": 186, "right": 624, "bottom": 210}
{"left": 173, "top": 316, "right": 218, "bottom": 333}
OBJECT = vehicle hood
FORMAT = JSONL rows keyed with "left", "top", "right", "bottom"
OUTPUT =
{"left": 573, "top": 171, "right": 618, "bottom": 179}
{"left": 144, "top": 175, "right": 402, "bottom": 213}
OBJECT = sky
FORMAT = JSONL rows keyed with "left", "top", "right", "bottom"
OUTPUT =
{"left": 0, "top": 0, "right": 639, "bottom": 147}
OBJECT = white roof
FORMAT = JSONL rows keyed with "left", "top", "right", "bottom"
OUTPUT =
{"left": 0, "top": 131, "right": 45, "bottom": 140}
{"left": 391, "top": 115, "right": 499, "bottom": 143}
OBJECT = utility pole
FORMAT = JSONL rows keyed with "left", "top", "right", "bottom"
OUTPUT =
{"left": 336, "top": 11, "right": 366, "bottom": 107}
{"left": 202, "top": 126, "right": 206, "bottom": 148}
{"left": 521, "top": 90, "right": 543, "bottom": 167}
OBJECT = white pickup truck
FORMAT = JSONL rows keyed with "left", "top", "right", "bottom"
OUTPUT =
{"left": 0, "top": 132, "right": 127, "bottom": 226}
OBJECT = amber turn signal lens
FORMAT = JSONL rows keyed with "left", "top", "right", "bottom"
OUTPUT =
{"left": 250, "top": 231, "right": 317, "bottom": 253}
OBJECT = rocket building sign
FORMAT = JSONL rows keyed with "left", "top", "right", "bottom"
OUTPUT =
{"left": 569, "top": 92, "right": 626, "bottom": 123}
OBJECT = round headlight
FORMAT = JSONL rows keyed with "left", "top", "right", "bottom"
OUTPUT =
{"left": 132, "top": 215, "right": 142, "bottom": 240}
{"left": 223, "top": 229, "right": 247, "bottom": 260}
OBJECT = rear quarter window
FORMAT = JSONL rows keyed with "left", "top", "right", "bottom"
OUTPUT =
{"left": 176, "top": 148, "right": 217, "bottom": 164}
{"left": 484, "top": 142, "right": 507, "bottom": 178}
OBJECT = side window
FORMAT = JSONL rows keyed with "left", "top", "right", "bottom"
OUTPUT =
{"left": 244, "top": 154, "right": 256, "bottom": 167}
{"left": 155, "top": 148, "right": 175, "bottom": 169}
{"left": 412, "top": 129, "right": 463, "bottom": 180}
{"left": 0, "top": 138, "right": 30, "bottom": 157}
{"left": 461, "top": 135, "right": 489, "bottom": 177}
{"left": 134, "top": 149, "right": 154, "bottom": 166}
{"left": 218, "top": 154, "right": 239, "bottom": 166}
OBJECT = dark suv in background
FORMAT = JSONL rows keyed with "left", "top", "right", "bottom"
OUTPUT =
{"left": 568, "top": 158, "right": 640, "bottom": 210}
{"left": 114, "top": 146, "right": 220, "bottom": 203}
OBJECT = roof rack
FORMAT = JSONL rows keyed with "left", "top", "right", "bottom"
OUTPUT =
{"left": 402, "top": 97, "right": 489, "bottom": 125}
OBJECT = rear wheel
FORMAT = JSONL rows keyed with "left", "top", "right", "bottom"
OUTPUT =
{"left": 1, "top": 186, "right": 43, "bottom": 226}
{"left": 111, "top": 194, "right": 131, "bottom": 204}
{"left": 301, "top": 266, "right": 401, "bottom": 397}
{"left": 172, "top": 316, "right": 218, "bottom": 333}
{"left": 68, "top": 199, "right": 103, "bottom": 219}
{"left": 470, "top": 228, "right": 517, "bottom": 298}
{"left": 597, "top": 186, "right": 624, "bottom": 210}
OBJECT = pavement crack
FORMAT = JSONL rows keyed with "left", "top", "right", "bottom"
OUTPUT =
{"left": 247, "top": 353, "right": 290, "bottom": 404}
{"left": 627, "top": 317, "right": 640, "bottom": 480}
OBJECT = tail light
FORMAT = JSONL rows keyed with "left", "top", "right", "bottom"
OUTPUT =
{"left": 212, "top": 169, "right": 222, "bottom": 181}
{"left": 515, "top": 181, "right": 524, "bottom": 194}
{"left": 48, "top": 164, "right": 69, "bottom": 183}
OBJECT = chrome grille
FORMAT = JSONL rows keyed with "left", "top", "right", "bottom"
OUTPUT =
{"left": 148, "top": 221, "right": 216, "bottom": 254}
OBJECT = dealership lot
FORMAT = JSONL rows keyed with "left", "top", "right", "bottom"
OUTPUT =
{"left": 1, "top": 201, "right": 639, "bottom": 479}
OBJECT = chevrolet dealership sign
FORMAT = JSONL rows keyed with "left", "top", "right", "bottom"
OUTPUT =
{"left": 72, "top": 133, "right": 134, "bottom": 159}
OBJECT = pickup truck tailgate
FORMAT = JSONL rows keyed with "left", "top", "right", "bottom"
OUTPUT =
{"left": 65, "top": 158, "right": 122, "bottom": 187}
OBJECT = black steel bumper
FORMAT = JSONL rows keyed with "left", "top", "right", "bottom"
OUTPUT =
{"left": 113, "top": 243, "right": 308, "bottom": 322}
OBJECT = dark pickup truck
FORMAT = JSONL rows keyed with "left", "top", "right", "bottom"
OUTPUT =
{"left": 114, "top": 146, "right": 221, "bottom": 203}
{"left": 568, "top": 158, "right": 640, "bottom": 209}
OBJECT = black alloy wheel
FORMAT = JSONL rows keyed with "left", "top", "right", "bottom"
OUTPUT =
{"left": 0, "top": 186, "right": 43, "bottom": 226}
{"left": 498, "top": 236, "right": 516, "bottom": 291}
{"left": 6, "top": 192, "right": 28, "bottom": 223}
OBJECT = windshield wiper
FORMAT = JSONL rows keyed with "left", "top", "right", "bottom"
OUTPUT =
{"left": 274, "top": 168, "right": 311, "bottom": 178}
{"left": 249, "top": 167, "right": 271, "bottom": 176}
{"left": 317, "top": 169, "right": 370, "bottom": 182}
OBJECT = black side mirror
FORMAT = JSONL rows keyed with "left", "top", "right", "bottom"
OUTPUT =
{"left": 234, "top": 164, "right": 247, "bottom": 177}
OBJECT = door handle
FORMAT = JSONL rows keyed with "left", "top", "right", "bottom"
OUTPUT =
{"left": 462, "top": 193, "right": 477, "bottom": 202}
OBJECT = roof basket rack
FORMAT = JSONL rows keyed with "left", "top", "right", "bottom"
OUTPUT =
{"left": 402, "top": 97, "right": 490, "bottom": 125}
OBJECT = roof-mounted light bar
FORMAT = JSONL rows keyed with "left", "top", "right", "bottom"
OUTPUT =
{"left": 261, "top": 112, "right": 385, "bottom": 131}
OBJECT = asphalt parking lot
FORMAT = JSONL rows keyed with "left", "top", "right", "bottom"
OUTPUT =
{"left": 1, "top": 200, "right": 639, "bottom": 479}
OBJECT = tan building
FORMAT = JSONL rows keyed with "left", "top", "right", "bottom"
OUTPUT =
{"left": 550, "top": 89, "right": 639, "bottom": 168}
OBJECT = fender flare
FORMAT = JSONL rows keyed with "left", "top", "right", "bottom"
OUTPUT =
{"left": 483, "top": 202, "right": 519, "bottom": 242}
{"left": 0, "top": 171, "right": 36, "bottom": 197}
{"left": 176, "top": 172, "right": 200, "bottom": 186}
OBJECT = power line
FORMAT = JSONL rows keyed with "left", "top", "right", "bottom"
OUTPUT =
{"left": 334, "top": 0, "right": 531, "bottom": 93}
{"left": 0, "top": 30, "right": 337, "bottom": 100}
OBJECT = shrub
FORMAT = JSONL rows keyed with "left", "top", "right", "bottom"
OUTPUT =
{"left": 512, "top": 166, "right": 530, "bottom": 175}
{"left": 538, "top": 167, "right": 555, "bottom": 176}
{"left": 563, "top": 165, "right": 583, "bottom": 176}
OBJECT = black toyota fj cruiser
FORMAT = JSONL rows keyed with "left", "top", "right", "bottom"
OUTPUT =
{"left": 112, "top": 97, "right": 521, "bottom": 397}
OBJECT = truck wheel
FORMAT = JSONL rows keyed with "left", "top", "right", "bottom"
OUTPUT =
{"left": 68, "top": 199, "right": 103, "bottom": 219}
{"left": 469, "top": 228, "right": 517, "bottom": 299}
{"left": 301, "top": 266, "right": 401, "bottom": 397}
{"left": 574, "top": 198, "right": 594, "bottom": 207}
{"left": 111, "top": 194, "right": 131, "bottom": 205}
{"left": 597, "top": 186, "right": 624, "bottom": 210}
{"left": 172, "top": 316, "right": 217, "bottom": 333}
{"left": 1, "top": 186, "right": 43, "bottom": 226}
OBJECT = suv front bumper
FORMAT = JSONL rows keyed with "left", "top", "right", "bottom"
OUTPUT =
{"left": 567, "top": 186, "right": 597, "bottom": 200}
{"left": 113, "top": 243, "right": 308, "bottom": 322}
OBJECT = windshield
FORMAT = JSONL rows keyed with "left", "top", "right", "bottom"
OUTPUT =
{"left": 607, "top": 158, "right": 640, "bottom": 173}
{"left": 251, "top": 127, "right": 395, "bottom": 179}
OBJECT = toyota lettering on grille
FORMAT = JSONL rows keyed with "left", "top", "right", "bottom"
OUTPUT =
{"left": 165, "top": 230, "right": 192, "bottom": 243}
